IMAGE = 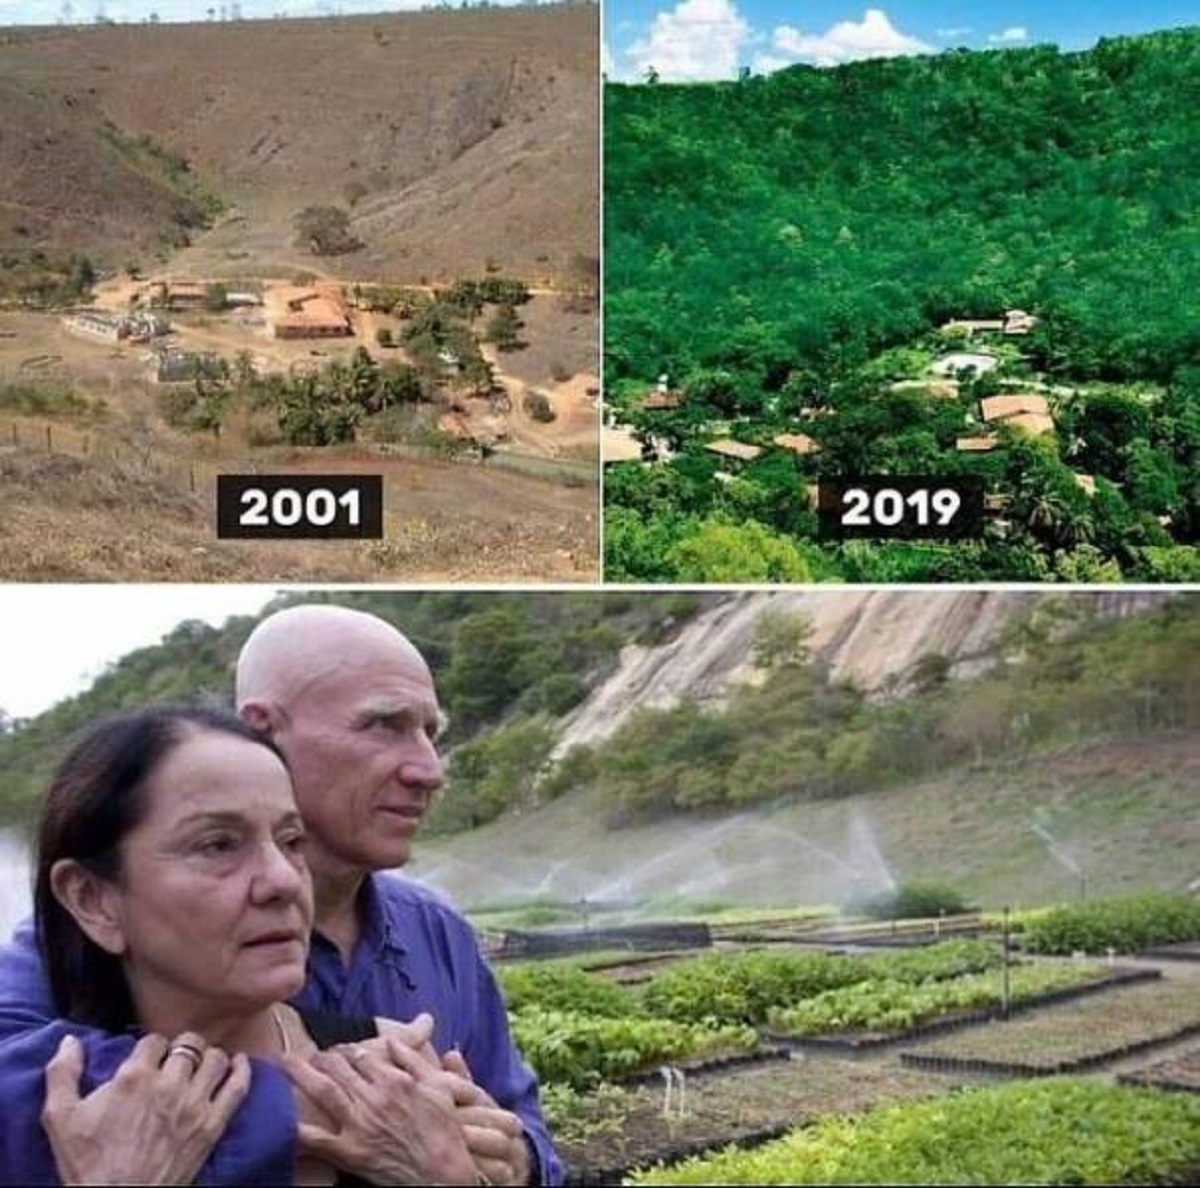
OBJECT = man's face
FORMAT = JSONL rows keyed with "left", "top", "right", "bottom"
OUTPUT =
{"left": 272, "top": 646, "right": 445, "bottom": 875}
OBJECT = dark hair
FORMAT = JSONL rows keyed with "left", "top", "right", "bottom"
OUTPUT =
{"left": 34, "top": 703, "right": 285, "bottom": 1031}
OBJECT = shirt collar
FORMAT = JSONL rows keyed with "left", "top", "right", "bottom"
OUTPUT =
{"left": 359, "top": 873, "right": 409, "bottom": 958}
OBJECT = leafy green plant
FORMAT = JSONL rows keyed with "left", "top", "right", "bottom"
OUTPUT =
{"left": 640, "top": 941, "right": 1001, "bottom": 1027}
{"left": 854, "top": 881, "right": 969, "bottom": 921}
{"left": 628, "top": 1079, "right": 1200, "bottom": 1185}
{"left": 767, "top": 963, "right": 1101, "bottom": 1036}
{"left": 497, "top": 963, "right": 635, "bottom": 1019}
{"left": 510, "top": 1008, "right": 756, "bottom": 1089}
{"left": 1022, "top": 893, "right": 1200, "bottom": 954}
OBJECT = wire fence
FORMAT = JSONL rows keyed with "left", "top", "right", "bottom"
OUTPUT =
{"left": 0, "top": 413, "right": 596, "bottom": 503}
{"left": 0, "top": 413, "right": 221, "bottom": 496}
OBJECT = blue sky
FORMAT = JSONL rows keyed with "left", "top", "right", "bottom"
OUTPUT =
{"left": 604, "top": 0, "right": 1200, "bottom": 81}
{"left": 0, "top": 0, "right": 530, "bottom": 28}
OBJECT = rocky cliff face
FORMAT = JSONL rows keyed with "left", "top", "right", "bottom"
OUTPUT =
{"left": 558, "top": 589, "right": 1166, "bottom": 754}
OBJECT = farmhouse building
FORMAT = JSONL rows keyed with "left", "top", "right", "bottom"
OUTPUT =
{"left": 704, "top": 439, "right": 763, "bottom": 464}
{"left": 64, "top": 311, "right": 125, "bottom": 342}
{"left": 942, "top": 318, "right": 1004, "bottom": 336}
{"left": 64, "top": 310, "right": 169, "bottom": 344}
{"left": 773, "top": 432, "right": 821, "bottom": 456}
{"left": 142, "top": 281, "right": 209, "bottom": 310}
{"left": 268, "top": 286, "right": 352, "bottom": 339}
{"left": 1003, "top": 309, "right": 1038, "bottom": 335}
{"left": 980, "top": 394, "right": 1055, "bottom": 437}
{"left": 956, "top": 435, "right": 1000, "bottom": 453}
{"left": 638, "top": 390, "right": 683, "bottom": 410}
{"left": 603, "top": 424, "right": 646, "bottom": 464}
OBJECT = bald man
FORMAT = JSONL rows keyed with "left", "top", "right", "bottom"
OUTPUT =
{"left": 0, "top": 605, "right": 562, "bottom": 1186}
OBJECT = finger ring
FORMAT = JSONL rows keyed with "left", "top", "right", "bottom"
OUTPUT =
{"left": 166, "top": 1042, "right": 205, "bottom": 1072}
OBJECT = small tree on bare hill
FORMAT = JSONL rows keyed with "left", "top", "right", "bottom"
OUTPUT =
{"left": 294, "top": 205, "right": 363, "bottom": 256}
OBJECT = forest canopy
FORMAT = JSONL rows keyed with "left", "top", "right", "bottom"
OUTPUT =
{"left": 604, "top": 29, "right": 1200, "bottom": 582}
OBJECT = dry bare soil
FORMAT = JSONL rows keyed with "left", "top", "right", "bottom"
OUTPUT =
{"left": 0, "top": 8, "right": 598, "bottom": 281}
{"left": 0, "top": 8, "right": 599, "bottom": 581}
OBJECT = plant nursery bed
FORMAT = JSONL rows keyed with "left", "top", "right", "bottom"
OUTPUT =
{"left": 1141, "top": 941, "right": 1200, "bottom": 962}
{"left": 765, "top": 966, "right": 1159, "bottom": 1054}
{"left": 558, "top": 1053, "right": 952, "bottom": 1184}
{"left": 1118, "top": 1044, "right": 1200, "bottom": 1095}
{"left": 618, "top": 1045, "right": 792, "bottom": 1087}
{"left": 901, "top": 977, "right": 1200, "bottom": 1076}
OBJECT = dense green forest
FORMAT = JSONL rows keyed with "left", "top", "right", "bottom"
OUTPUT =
{"left": 0, "top": 591, "right": 713, "bottom": 830}
{"left": 605, "top": 29, "right": 1200, "bottom": 582}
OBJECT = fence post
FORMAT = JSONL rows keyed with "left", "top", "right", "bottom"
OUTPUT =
{"left": 45, "top": 424, "right": 52, "bottom": 453}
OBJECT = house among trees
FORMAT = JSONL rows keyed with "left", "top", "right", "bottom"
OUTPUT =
{"left": 267, "top": 285, "right": 352, "bottom": 339}
{"left": 773, "top": 432, "right": 821, "bottom": 456}
{"left": 704, "top": 439, "right": 763, "bottom": 465}
{"left": 941, "top": 317, "right": 1004, "bottom": 336}
{"left": 639, "top": 389, "right": 683, "bottom": 410}
{"left": 955, "top": 435, "right": 1000, "bottom": 452}
{"left": 603, "top": 423, "right": 646, "bottom": 464}
{"left": 980, "top": 393, "right": 1055, "bottom": 437}
{"left": 1003, "top": 308, "right": 1038, "bottom": 335}
{"left": 939, "top": 309, "right": 1037, "bottom": 337}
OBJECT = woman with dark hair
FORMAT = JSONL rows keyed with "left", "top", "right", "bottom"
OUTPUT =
{"left": 30, "top": 703, "right": 481, "bottom": 1186}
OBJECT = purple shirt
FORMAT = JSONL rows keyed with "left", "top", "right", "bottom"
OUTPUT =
{"left": 0, "top": 874, "right": 562, "bottom": 1185}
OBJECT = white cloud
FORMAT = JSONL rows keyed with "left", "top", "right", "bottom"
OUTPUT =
{"left": 771, "top": 8, "right": 932, "bottom": 69}
{"left": 988, "top": 26, "right": 1029, "bottom": 44}
{"left": 936, "top": 26, "right": 973, "bottom": 39}
{"left": 602, "top": 40, "right": 616, "bottom": 78}
{"left": 751, "top": 52, "right": 795, "bottom": 74}
{"left": 626, "top": 0, "right": 751, "bottom": 83}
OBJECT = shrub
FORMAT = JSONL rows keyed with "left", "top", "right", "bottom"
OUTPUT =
{"left": 294, "top": 205, "right": 363, "bottom": 255}
{"left": 523, "top": 390, "right": 555, "bottom": 422}
{"left": 855, "top": 881, "right": 969, "bottom": 921}
{"left": 1022, "top": 893, "right": 1200, "bottom": 955}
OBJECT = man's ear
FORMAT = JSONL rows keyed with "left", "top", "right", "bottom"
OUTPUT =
{"left": 49, "top": 859, "right": 127, "bottom": 956}
{"left": 239, "top": 699, "right": 282, "bottom": 739}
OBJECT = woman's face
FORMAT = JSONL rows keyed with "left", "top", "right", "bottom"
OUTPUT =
{"left": 104, "top": 728, "right": 314, "bottom": 1027}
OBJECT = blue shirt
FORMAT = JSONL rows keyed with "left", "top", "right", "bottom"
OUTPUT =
{"left": 0, "top": 874, "right": 562, "bottom": 1186}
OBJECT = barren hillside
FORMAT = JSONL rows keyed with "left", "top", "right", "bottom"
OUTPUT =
{"left": 0, "top": 76, "right": 211, "bottom": 263}
{"left": 0, "top": 7, "right": 597, "bottom": 279}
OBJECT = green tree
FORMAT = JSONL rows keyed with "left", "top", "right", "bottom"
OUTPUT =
{"left": 486, "top": 304, "right": 524, "bottom": 352}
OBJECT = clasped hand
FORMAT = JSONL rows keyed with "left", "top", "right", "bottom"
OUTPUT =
{"left": 284, "top": 1013, "right": 530, "bottom": 1186}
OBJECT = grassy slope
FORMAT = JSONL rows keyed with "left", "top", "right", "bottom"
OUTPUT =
{"left": 413, "top": 733, "right": 1199, "bottom": 913}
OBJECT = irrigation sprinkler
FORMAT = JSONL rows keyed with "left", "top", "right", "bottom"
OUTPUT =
{"left": 1001, "top": 905, "right": 1012, "bottom": 1018}
{"left": 659, "top": 1066, "right": 687, "bottom": 1119}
